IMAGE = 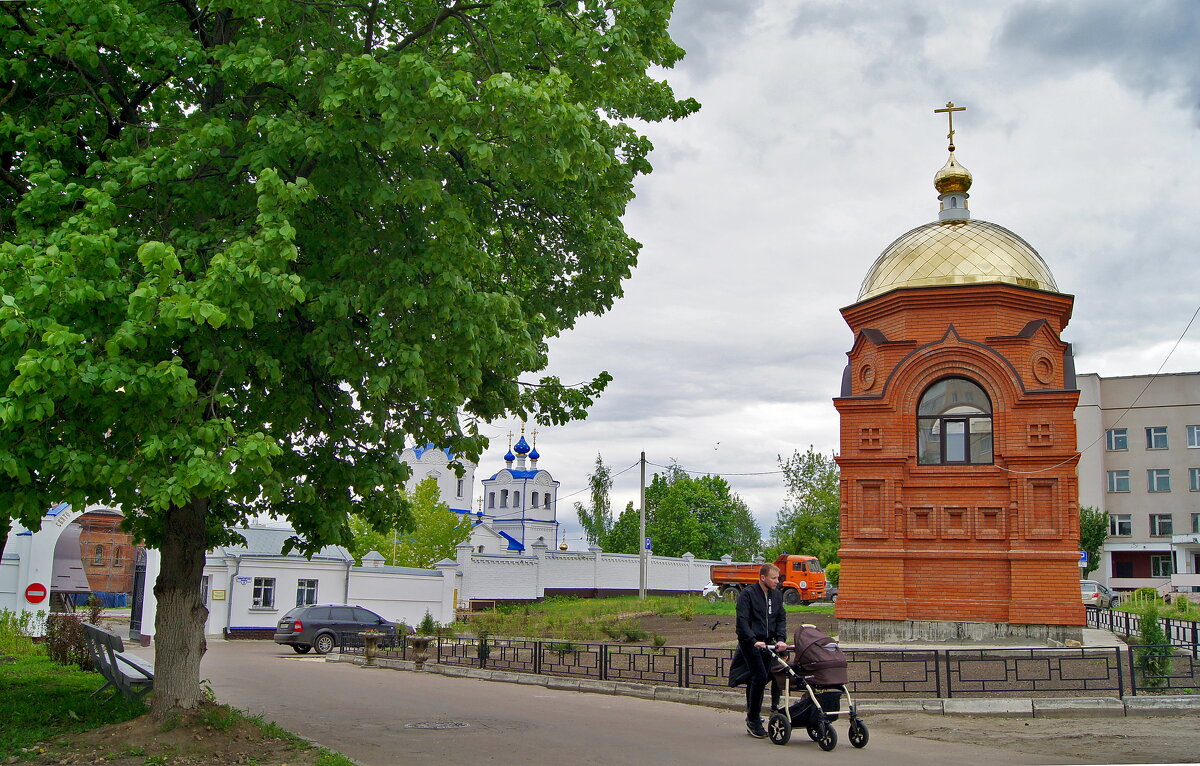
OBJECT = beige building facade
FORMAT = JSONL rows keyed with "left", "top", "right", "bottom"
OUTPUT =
{"left": 1076, "top": 371, "right": 1200, "bottom": 594}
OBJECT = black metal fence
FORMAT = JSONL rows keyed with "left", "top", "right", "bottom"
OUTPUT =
{"left": 1086, "top": 606, "right": 1200, "bottom": 658}
{"left": 341, "top": 633, "right": 1200, "bottom": 698}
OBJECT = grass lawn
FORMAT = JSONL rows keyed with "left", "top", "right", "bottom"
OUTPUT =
{"left": 0, "top": 652, "right": 146, "bottom": 758}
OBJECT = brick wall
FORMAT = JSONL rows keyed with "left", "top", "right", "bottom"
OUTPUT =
{"left": 835, "top": 284, "right": 1085, "bottom": 629}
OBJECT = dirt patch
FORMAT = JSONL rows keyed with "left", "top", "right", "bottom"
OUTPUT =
{"left": 19, "top": 704, "right": 330, "bottom": 765}
{"left": 867, "top": 712, "right": 1200, "bottom": 764}
{"left": 633, "top": 611, "right": 839, "bottom": 648}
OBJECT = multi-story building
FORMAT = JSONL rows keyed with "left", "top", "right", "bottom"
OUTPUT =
{"left": 1076, "top": 371, "right": 1200, "bottom": 594}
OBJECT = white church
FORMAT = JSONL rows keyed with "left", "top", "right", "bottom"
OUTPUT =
{"left": 398, "top": 429, "right": 561, "bottom": 554}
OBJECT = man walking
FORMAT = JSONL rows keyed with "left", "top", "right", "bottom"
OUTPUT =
{"left": 729, "top": 563, "right": 788, "bottom": 738}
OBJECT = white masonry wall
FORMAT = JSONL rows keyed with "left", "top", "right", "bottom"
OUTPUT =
{"left": 440, "top": 542, "right": 723, "bottom": 602}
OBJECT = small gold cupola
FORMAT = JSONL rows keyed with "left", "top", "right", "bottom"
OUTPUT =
{"left": 933, "top": 101, "right": 971, "bottom": 221}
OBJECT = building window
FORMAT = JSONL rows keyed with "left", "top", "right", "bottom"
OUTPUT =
{"left": 1148, "top": 469, "right": 1171, "bottom": 492}
{"left": 500, "top": 489, "right": 508, "bottom": 507}
{"left": 916, "top": 378, "right": 993, "bottom": 465}
{"left": 1188, "top": 425, "right": 1200, "bottom": 448}
{"left": 544, "top": 494, "right": 551, "bottom": 509}
{"left": 200, "top": 575, "right": 210, "bottom": 604}
{"left": 1109, "top": 514, "right": 1132, "bottom": 537}
{"left": 252, "top": 577, "right": 276, "bottom": 609}
{"left": 1107, "top": 470, "right": 1130, "bottom": 493}
{"left": 1113, "top": 561, "right": 1134, "bottom": 578}
{"left": 532, "top": 491, "right": 539, "bottom": 507}
{"left": 513, "top": 491, "right": 520, "bottom": 508}
{"left": 296, "top": 579, "right": 318, "bottom": 606}
{"left": 488, "top": 492, "right": 495, "bottom": 509}
{"left": 1149, "top": 514, "right": 1173, "bottom": 536}
{"left": 93, "top": 545, "right": 105, "bottom": 566}
{"left": 456, "top": 478, "right": 464, "bottom": 497}
{"left": 1150, "top": 554, "right": 1174, "bottom": 578}
{"left": 1146, "top": 426, "right": 1168, "bottom": 450}
{"left": 1105, "top": 428, "right": 1128, "bottom": 451}
{"left": 1191, "top": 468, "right": 1200, "bottom": 492}
{"left": 112, "top": 547, "right": 123, "bottom": 566}
{"left": 1193, "top": 513, "right": 1200, "bottom": 534}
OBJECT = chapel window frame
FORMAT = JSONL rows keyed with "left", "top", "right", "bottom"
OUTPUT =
{"left": 916, "top": 376, "right": 994, "bottom": 466}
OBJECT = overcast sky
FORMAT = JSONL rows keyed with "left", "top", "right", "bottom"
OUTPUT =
{"left": 480, "top": 1, "right": 1200, "bottom": 550}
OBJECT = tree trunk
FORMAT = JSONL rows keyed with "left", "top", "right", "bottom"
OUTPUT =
{"left": 149, "top": 496, "right": 210, "bottom": 718}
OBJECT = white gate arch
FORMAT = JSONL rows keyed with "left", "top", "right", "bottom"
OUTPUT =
{"left": 1, "top": 503, "right": 123, "bottom": 619}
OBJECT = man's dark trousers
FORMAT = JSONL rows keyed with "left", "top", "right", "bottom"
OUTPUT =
{"left": 738, "top": 639, "right": 770, "bottom": 722}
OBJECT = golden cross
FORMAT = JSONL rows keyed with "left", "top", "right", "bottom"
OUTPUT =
{"left": 530, "top": 427, "right": 539, "bottom": 447}
{"left": 933, "top": 101, "right": 966, "bottom": 151}
{"left": 507, "top": 430, "right": 513, "bottom": 448}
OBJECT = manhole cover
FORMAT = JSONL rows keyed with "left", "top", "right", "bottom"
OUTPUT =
{"left": 405, "top": 721, "right": 471, "bottom": 730}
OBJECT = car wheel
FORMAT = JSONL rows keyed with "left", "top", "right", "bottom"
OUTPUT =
{"left": 313, "top": 633, "right": 336, "bottom": 655}
{"left": 831, "top": 593, "right": 838, "bottom": 603}
{"left": 768, "top": 711, "right": 792, "bottom": 745}
{"left": 720, "top": 587, "right": 739, "bottom": 602}
{"left": 782, "top": 588, "right": 801, "bottom": 606}
{"left": 705, "top": 592, "right": 719, "bottom": 603}
{"left": 292, "top": 644, "right": 311, "bottom": 654}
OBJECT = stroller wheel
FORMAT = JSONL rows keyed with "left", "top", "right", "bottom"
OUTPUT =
{"left": 849, "top": 718, "right": 869, "bottom": 749}
{"left": 768, "top": 712, "right": 792, "bottom": 745}
{"left": 815, "top": 719, "right": 837, "bottom": 752}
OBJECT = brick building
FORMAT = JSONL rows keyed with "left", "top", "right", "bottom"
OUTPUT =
{"left": 834, "top": 121, "right": 1084, "bottom": 643}
{"left": 73, "top": 509, "right": 137, "bottom": 595}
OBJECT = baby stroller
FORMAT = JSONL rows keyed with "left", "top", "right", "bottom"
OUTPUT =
{"left": 765, "top": 624, "right": 867, "bottom": 751}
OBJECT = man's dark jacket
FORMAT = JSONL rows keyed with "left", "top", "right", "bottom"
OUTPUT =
{"left": 728, "top": 584, "right": 786, "bottom": 687}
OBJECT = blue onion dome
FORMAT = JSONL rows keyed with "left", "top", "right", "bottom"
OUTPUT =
{"left": 504, "top": 448, "right": 515, "bottom": 462}
{"left": 513, "top": 435, "right": 531, "bottom": 455}
{"left": 529, "top": 446, "right": 540, "bottom": 460}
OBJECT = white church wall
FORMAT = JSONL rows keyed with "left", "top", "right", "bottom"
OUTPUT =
{"left": 441, "top": 550, "right": 541, "bottom": 601}
{"left": 346, "top": 566, "right": 456, "bottom": 627}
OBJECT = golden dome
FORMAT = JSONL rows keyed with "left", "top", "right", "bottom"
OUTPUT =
{"left": 934, "top": 151, "right": 972, "bottom": 195}
{"left": 857, "top": 219, "right": 1058, "bottom": 302}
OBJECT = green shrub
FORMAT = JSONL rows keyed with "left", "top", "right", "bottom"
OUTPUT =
{"left": 417, "top": 610, "right": 437, "bottom": 636}
{"left": 824, "top": 562, "right": 840, "bottom": 587}
{"left": 651, "top": 633, "right": 667, "bottom": 648}
{"left": 1135, "top": 603, "right": 1172, "bottom": 688}
{"left": 45, "top": 614, "right": 91, "bottom": 671}
{"left": 679, "top": 602, "right": 695, "bottom": 622}
{"left": 620, "top": 623, "right": 648, "bottom": 642}
{"left": 0, "top": 609, "right": 42, "bottom": 658}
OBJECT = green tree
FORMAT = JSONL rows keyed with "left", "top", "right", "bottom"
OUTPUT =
{"left": 602, "top": 501, "right": 640, "bottom": 554}
{"left": 349, "top": 478, "right": 472, "bottom": 568}
{"left": 642, "top": 465, "right": 760, "bottom": 559}
{"left": 1079, "top": 505, "right": 1108, "bottom": 579}
{"left": 574, "top": 454, "right": 613, "bottom": 546}
{"left": 768, "top": 447, "right": 841, "bottom": 564}
{"left": 0, "top": 0, "right": 696, "bottom": 717}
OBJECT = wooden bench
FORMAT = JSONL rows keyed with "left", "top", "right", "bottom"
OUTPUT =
{"left": 82, "top": 623, "right": 154, "bottom": 701}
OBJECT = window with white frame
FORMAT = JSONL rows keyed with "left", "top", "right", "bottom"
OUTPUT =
{"left": 544, "top": 493, "right": 551, "bottom": 509}
{"left": 488, "top": 492, "right": 495, "bottom": 508}
{"left": 252, "top": 577, "right": 276, "bottom": 609}
{"left": 531, "top": 491, "right": 539, "bottom": 507}
{"left": 513, "top": 491, "right": 520, "bottom": 507}
{"left": 1107, "top": 470, "right": 1130, "bottom": 493}
{"left": 1191, "top": 468, "right": 1200, "bottom": 492}
{"left": 1109, "top": 514, "right": 1132, "bottom": 536}
{"left": 1150, "top": 554, "right": 1174, "bottom": 577}
{"left": 1193, "top": 513, "right": 1200, "bottom": 534}
{"left": 1149, "top": 514, "right": 1173, "bottom": 536}
{"left": 1148, "top": 469, "right": 1171, "bottom": 492}
{"left": 1146, "top": 426, "right": 1168, "bottom": 450}
{"left": 296, "top": 579, "right": 318, "bottom": 606}
{"left": 1188, "top": 425, "right": 1200, "bottom": 449}
{"left": 1105, "top": 428, "right": 1128, "bottom": 451}
{"left": 500, "top": 489, "right": 508, "bottom": 507}
{"left": 457, "top": 478, "right": 464, "bottom": 497}
{"left": 200, "top": 575, "right": 210, "bottom": 605}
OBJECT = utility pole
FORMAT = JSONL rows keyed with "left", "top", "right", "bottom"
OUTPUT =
{"left": 638, "top": 451, "right": 646, "bottom": 600}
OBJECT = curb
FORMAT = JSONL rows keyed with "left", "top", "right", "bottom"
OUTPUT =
{"left": 329, "top": 654, "right": 1199, "bottom": 717}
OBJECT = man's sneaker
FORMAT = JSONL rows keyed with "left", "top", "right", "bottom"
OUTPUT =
{"left": 746, "top": 719, "right": 768, "bottom": 738}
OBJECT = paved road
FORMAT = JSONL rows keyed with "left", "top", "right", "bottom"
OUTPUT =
{"left": 173, "top": 640, "right": 1091, "bottom": 766}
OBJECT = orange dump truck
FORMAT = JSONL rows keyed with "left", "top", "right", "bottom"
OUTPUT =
{"left": 710, "top": 554, "right": 827, "bottom": 605}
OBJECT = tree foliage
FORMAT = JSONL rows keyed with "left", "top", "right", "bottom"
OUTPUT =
{"left": 0, "top": 0, "right": 696, "bottom": 716}
{"left": 1078, "top": 505, "right": 1108, "bottom": 579}
{"left": 348, "top": 478, "right": 472, "bottom": 568}
{"left": 573, "top": 453, "right": 612, "bottom": 546}
{"left": 600, "top": 465, "right": 760, "bottom": 559}
{"left": 768, "top": 447, "right": 841, "bottom": 564}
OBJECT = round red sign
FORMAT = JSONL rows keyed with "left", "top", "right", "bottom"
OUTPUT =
{"left": 24, "top": 583, "right": 48, "bottom": 604}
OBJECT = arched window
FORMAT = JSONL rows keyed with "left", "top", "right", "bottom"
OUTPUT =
{"left": 500, "top": 489, "right": 508, "bottom": 507}
{"left": 513, "top": 491, "right": 520, "bottom": 508}
{"left": 544, "top": 493, "right": 552, "bottom": 509}
{"left": 488, "top": 492, "right": 495, "bottom": 509}
{"left": 917, "top": 377, "right": 993, "bottom": 465}
{"left": 531, "top": 491, "right": 539, "bottom": 507}
{"left": 93, "top": 545, "right": 105, "bottom": 565}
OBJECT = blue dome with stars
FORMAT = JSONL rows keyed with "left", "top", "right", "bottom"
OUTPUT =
{"left": 513, "top": 435, "right": 531, "bottom": 455}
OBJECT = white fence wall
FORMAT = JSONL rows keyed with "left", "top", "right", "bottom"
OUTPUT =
{"left": 440, "top": 542, "right": 725, "bottom": 602}
{"left": 347, "top": 567, "right": 457, "bottom": 628}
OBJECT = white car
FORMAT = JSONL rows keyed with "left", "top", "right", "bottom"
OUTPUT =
{"left": 701, "top": 582, "right": 720, "bottom": 602}
{"left": 1081, "top": 579, "right": 1118, "bottom": 608}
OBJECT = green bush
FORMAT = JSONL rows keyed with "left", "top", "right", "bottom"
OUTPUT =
{"left": 0, "top": 609, "right": 43, "bottom": 658}
{"left": 1135, "top": 603, "right": 1172, "bottom": 688}
{"left": 824, "top": 562, "right": 840, "bottom": 587}
{"left": 417, "top": 610, "right": 437, "bottom": 636}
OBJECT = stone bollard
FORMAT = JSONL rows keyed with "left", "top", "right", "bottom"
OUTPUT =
{"left": 409, "top": 635, "right": 434, "bottom": 669}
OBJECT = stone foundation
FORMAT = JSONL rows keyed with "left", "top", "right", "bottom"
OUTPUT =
{"left": 838, "top": 618, "right": 1083, "bottom": 646}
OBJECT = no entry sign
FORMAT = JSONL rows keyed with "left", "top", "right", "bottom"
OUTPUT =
{"left": 24, "top": 582, "right": 48, "bottom": 604}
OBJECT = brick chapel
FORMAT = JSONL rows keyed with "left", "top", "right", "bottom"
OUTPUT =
{"left": 834, "top": 105, "right": 1085, "bottom": 643}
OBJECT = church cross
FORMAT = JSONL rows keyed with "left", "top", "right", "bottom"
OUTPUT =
{"left": 934, "top": 101, "right": 966, "bottom": 151}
